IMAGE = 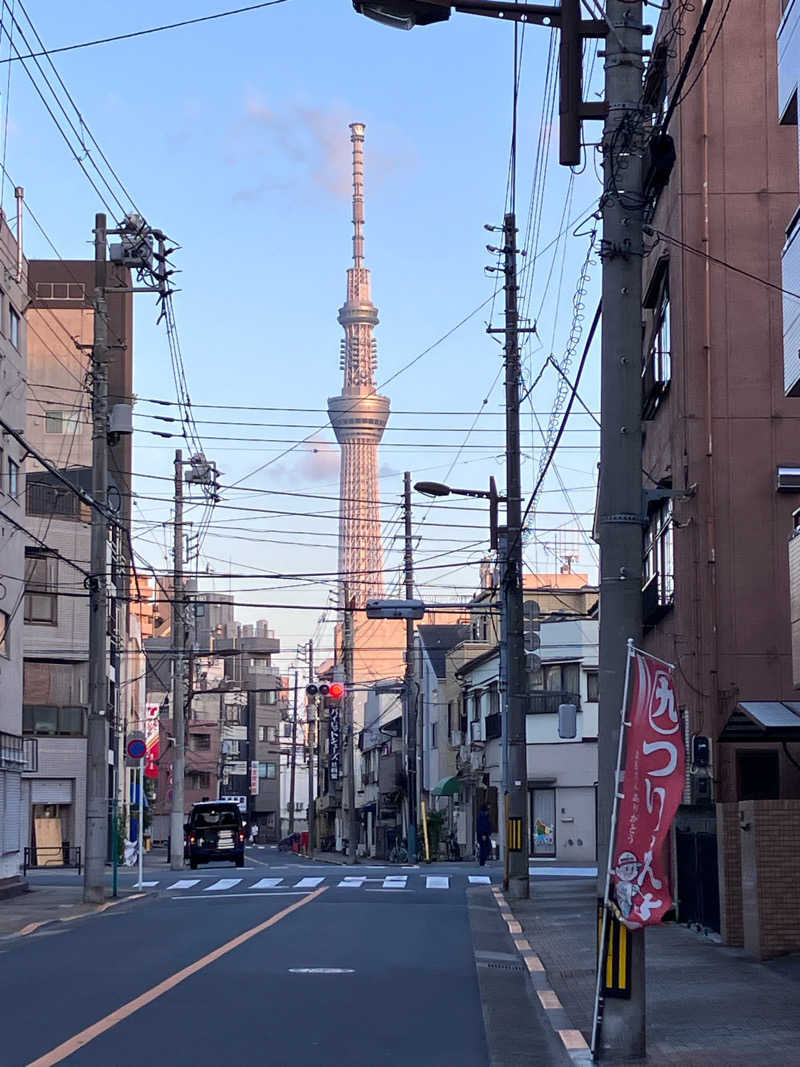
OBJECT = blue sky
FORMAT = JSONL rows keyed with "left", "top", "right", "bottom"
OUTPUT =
{"left": 6, "top": 0, "right": 603, "bottom": 666}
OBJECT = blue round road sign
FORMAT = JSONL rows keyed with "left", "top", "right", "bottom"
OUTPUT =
{"left": 127, "top": 737, "right": 146, "bottom": 759}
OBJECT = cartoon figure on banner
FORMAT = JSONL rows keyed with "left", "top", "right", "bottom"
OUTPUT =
{"left": 534, "top": 818, "right": 553, "bottom": 849}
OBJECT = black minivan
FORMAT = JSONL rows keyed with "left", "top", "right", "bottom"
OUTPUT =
{"left": 186, "top": 801, "right": 246, "bottom": 869}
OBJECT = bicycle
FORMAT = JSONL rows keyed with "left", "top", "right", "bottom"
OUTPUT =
{"left": 445, "top": 831, "right": 461, "bottom": 861}
{"left": 388, "top": 838, "right": 409, "bottom": 864}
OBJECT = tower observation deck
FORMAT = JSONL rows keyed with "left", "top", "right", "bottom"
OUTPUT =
{"left": 328, "top": 123, "right": 390, "bottom": 607}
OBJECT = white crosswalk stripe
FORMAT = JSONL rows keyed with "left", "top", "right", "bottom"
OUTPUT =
{"left": 134, "top": 881, "right": 159, "bottom": 888}
{"left": 166, "top": 879, "right": 200, "bottom": 890}
{"left": 204, "top": 878, "right": 242, "bottom": 892}
{"left": 426, "top": 876, "right": 449, "bottom": 889}
{"left": 251, "top": 877, "right": 284, "bottom": 889}
{"left": 468, "top": 876, "right": 491, "bottom": 885}
{"left": 338, "top": 876, "right": 367, "bottom": 887}
{"left": 295, "top": 877, "right": 325, "bottom": 888}
{"left": 382, "top": 875, "right": 407, "bottom": 888}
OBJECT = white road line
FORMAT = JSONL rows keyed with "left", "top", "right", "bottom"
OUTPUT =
{"left": 169, "top": 891, "right": 307, "bottom": 900}
{"left": 165, "top": 879, "right": 200, "bottom": 890}
{"left": 337, "top": 877, "right": 366, "bottom": 887}
{"left": 134, "top": 881, "right": 159, "bottom": 888}
{"left": 204, "top": 878, "right": 242, "bottom": 892}
{"left": 468, "top": 876, "right": 492, "bottom": 885}
{"left": 382, "top": 876, "right": 407, "bottom": 888}
{"left": 251, "top": 878, "right": 283, "bottom": 889}
{"left": 426, "top": 876, "right": 449, "bottom": 889}
{"left": 295, "top": 877, "right": 325, "bottom": 888}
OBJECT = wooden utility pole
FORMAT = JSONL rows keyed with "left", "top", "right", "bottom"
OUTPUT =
{"left": 84, "top": 213, "right": 109, "bottom": 903}
{"left": 306, "top": 640, "right": 316, "bottom": 850}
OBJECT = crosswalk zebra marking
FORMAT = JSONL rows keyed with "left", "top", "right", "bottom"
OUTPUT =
{"left": 382, "top": 876, "right": 407, "bottom": 888}
{"left": 166, "top": 879, "right": 200, "bottom": 890}
{"left": 426, "top": 876, "right": 449, "bottom": 890}
{"left": 204, "top": 879, "right": 242, "bottom": 892}
{"left": 134, "top": 881, "right": 159, "bottom": 888}
{"left": 295, "top": 877, "right": 325, "bottom": 888}
{"left": 251, "top": 877, "right": 284, "bottom": 889}
{"left": 338, "top": 877, "right": 367, "bottom": 887}
{"left": 468, "top": 876, "right": 491, "bottom": 885}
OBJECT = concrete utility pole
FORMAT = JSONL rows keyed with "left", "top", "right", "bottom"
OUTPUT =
{"left": 402, "top": 471, "right": 419, "bottom": 863}
{"left": 306, "top": 640, "right": 316, "bottom": 850}
{"left": 289, "top": 670, "right": 299, "bottom": 834}
{"left": 84, "top": 213, "right": 109, "bottom": 904}
{"left": 596, "top": 0, "right": 646, "bottom": 1057}
{"left": 170, "top": 449, "right": 186, "bottom": 870}
{"left": 343, "top": 596, "right": 358, "bottom": 863}
{"left": 501, "top": 214, "right": 530, "bottom": 901}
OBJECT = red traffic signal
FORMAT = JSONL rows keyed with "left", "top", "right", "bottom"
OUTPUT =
{"left": 328, "top": 682, "right": 345, "bottom": 701}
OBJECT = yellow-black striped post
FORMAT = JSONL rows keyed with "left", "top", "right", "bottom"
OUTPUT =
{"left": 597, "top": 902, "right": 631, "bottom": 999}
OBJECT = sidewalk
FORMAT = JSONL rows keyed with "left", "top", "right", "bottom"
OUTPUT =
{"left": 0, "top": 883, "right": 146, "bottom": 939}
{"left": 503, "top": 876, "right": 800, "bottom": 1066}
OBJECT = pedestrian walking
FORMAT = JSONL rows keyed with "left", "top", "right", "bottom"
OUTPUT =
{"left": 249, "top": 822, "right": 258, "bottom": 845}
{"left": 477, "top": 804, "right": 492, "bottom": 867}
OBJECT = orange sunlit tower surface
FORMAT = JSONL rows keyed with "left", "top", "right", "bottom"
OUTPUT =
{"left": 327, "top": 123, "right": 389, "bottom": 608}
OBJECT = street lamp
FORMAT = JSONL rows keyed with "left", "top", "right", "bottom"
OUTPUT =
{"left": 415, "top": 476, "right": 504, "bottom": 550}
{"left": 353, "top": 0, "right": 608, "bottom": 167}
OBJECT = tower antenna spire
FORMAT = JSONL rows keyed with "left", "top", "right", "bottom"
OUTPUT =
{"left": 350, "top": 122, "right": 365, "bottom": 269}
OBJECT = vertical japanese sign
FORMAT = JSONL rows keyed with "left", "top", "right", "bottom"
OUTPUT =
{"left": 329, "top": 706, "right": 341, "bottom": 780}
{"left": 250, "top": 761, "right": 259, "bottom": 796}
{"left": 611, "top": 650, "right": 684, "bottom": 928}
{"left": 145, "top": 702, "right": 160, "bottom": 779}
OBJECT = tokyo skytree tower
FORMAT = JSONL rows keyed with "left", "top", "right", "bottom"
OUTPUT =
{"left": 328, "top": 123, "right": 390, "bottom": 607}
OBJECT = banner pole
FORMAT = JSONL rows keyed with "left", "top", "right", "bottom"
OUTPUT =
{"left": 591, "top": 637, "right": 635, "bottom": 1059}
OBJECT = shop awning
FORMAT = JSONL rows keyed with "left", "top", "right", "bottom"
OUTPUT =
{"left": 432, "top": 776, "right": 462, "bottom": 797}
{"left": 719, "top": 702, "right": 800, "bottom": 742}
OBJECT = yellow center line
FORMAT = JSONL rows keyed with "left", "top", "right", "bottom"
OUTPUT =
{"left": 26, "top": 886, "right": 327, "bottom": 1067}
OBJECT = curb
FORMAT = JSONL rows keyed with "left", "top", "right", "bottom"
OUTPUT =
{"left": 5, "top": 891, "right": 148, "bottom": 941}
{"left": 491, "top": 885, "right": 593, "bottom": 1066}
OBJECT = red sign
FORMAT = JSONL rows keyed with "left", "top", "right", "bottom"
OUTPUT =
{"left": 611, "top": 650, "right": 685, "bottom": 929}
{"left": 250, "top": 761, "right": 259, "bottom": 796}
{"left": 145, "top": 703, "right": 160, "bottom": 779}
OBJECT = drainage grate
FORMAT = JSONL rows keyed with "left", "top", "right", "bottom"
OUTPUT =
{"left": 478, "top": 960, "right": 526, "bottom": 974}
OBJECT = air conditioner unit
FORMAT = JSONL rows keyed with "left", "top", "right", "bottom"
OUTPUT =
{"left": 470, "top": 721, "right": 482, "bottom": 743}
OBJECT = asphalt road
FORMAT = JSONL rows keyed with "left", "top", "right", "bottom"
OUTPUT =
{"left": 5, "top": 851, "right": 571, "bottom": 1067}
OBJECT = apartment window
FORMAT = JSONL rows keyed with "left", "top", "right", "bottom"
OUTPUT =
{"left": 7, "top": 457, "right": 19, "bottom": 500}
{"left": 643, "top": 266, "right": 671, "bottom": 418}
{"left": 258, "top": 725, "right": 267, "bottom": 742}
{"left": 283, "top": 722, "right": 292, "bottom": 738}
{"left": 22, "top": 705, "right": 86, "bottom": 737}
{"left": 542, "top": 662, "right": 581, "bottom": 695}
{"left": 44, "top": 411, "right": 81, "bottom": 435}
{"left": 9, "top": 307, "right": 19, "bottom": 349}
{"left": 266, "top": 761, "right": 277, "bottom": 779}
{"left": 431, "top": 722, "right": 438, "bottom": 749}
{"left": 257, "top": 689, "right": 277, "bottom": 706}
{"left": 586, "top": 671, "right": 599, "bottom": 703}
{"left": 644, "top": 498, "right": 674, "bottom": 616}
{"left": 24, "top": 550, "right": 58, "bottom": 625}
{"left": 193, "top": 733, "right": 211, "bottom": 751}
{"left": 266, "top": 725, "right": 277, "bottom": 743}
{"left": 26, "top": 479, "right": 80, "bottom": 519}
{"left": 187, "top": 771, "right": 211, "bottom": 789}
{"left": 471, "top": 692, "right": 481, "bottom": 722}
{"left": 0, "top": 609, "right": 8, "bottom": 657}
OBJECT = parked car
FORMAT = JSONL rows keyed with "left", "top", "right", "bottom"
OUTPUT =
{"left": 278, "top": 831, "right": 301, "bottom": 852}
{"left": 185, "top": 801, "right": 246, "bottom": 869}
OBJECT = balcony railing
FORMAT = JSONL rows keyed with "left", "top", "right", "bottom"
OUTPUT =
{"left": 527, "top": 690, "right": 581, "bottom": 715}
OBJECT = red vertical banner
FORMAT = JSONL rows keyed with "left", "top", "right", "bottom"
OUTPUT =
{"left": 610, "top": 650, "right": 684, "bottom": 929}
{"left": 145, "top": 702, "right": 160, "bottom": 779}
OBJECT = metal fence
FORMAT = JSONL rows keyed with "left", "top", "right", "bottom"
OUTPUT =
{"left": 675, "top": 827, "right": 720, "bottom": 933}
{"left": 23, "top": 845, "right": 82, "bottom": 875}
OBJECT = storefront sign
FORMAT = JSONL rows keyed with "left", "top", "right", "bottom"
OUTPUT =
{"left": 611, "top": 649, "right": 685, "bottom": 929}
{"left": 329, "top": 706, "right": 341, "bottom": 780}
{"left": 145, "top": 703, "right": 160, "bottom": 779}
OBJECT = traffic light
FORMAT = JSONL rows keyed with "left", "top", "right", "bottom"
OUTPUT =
{"left": 328, "top": 682, "right": 344, "bottom": 701}
{"left": 306, "top": 683, "right": 332, "bottom": 698}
